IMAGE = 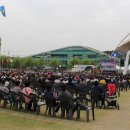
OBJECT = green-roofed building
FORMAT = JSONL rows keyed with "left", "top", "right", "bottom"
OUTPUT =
{"left": 31, "top": 46, "right": 118, "bottom": 67}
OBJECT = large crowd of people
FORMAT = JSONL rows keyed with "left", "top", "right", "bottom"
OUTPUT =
{"left": 0, "top": 69, "right": 129, "bottom": 119}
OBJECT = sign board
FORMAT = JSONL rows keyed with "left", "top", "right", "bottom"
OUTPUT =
{"left": 100, "top": 59, "right": 119, "bottom": 71}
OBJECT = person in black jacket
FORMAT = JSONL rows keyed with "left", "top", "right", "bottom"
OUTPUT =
{"left": 44, "top": 82, "right": 60, "bottom": 113}
{"left": 58, "top": 83, "right": 88, "bottom": 116}
{"left": 91, "top": 81, "right": 102, "bottom": 107}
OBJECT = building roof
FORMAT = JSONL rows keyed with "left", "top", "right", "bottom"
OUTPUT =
{"left": 116, "top": 40, "right": 130, "bottom": 53}
{"left": 30, "top": 45, "right": 110, "bottom": 57}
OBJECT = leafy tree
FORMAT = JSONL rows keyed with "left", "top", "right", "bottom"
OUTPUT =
{"left": 21, "top": 57, "right": 35, "bottom": 68}
{"left": 0, "top": 55, "right": 10, "bottom": 68}
{"left": 49, "top": 59, "right": 60, "bottom": 70}
{"left": 0, "top": 56, "right": 45, "bottom": 69}
{"left": 12, "top": 57, "right": 22, "bottom": 68}
{"left": 68, "top": 57, "right": 80, "bottom": 68}
{"left": 36, "top": 58, "right": 44, "bottom": 66}
{"left": 81, "top": 60, "right": 90, "bottom": 65}
{"left": 79, "top": 59, "right": 97, "bottom": 65}
{"left": 88, "top": 60, "right": 96, "bottom": 65}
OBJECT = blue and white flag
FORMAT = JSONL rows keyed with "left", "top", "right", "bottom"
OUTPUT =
{"left": 0, "top": 6, "right": 6, "bottom": 17}
{"left": 111, "top": 52, "right": 120, "bottom": 58}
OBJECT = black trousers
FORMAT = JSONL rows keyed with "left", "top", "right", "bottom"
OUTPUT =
{"left": 27, "top": 100, "right": 37, "bottom": 111}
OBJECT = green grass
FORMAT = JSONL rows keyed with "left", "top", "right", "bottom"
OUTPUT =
{"left": 0, "top": 110, "right": 96, "bottom": 130}
{"left": 0, "top": 90, "right": 129, "bottom": 130}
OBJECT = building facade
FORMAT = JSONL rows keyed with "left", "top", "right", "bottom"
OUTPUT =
{"left": 31, "top": 46, "right": 116, "bottom": 67}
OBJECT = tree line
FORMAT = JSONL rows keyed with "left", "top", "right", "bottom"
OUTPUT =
{"left": 0, "top": 56, "right": 97, "bottom": 69}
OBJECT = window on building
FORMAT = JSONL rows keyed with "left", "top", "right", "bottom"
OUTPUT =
{"left": 87, "top": 55, "right": 97, "bottom": 58}
{"left": 64, "top": 47, "right": 87, "bottom": 51}
{"left": 73, "top": 54, "right": 82, "bottom": 59}
{"left": 50, "top": 54, "right": 67, "bottom": 58}
{"left": 61, "top": 60, "right": 67, "bottom": 65}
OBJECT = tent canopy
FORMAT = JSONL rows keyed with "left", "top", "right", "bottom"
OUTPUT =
{"left": 116, "top": 41, "right": 130, "bottom": 52}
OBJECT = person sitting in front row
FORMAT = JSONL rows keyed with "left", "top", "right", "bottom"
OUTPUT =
{"left": 44, "top": 82, "right": 60, "bottom": 113}
{"left": 22, "top": 81, "right": 36, "bottom": 111}
{"left": 58, "top": 83, "right": 88, "bottom": 116}
{"left": 12, "top": 80, "right": 22, "bottom": 93}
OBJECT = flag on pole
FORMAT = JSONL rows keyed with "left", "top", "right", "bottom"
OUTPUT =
{"left": 0, "top": 6, "right": 6, "bottom": 17}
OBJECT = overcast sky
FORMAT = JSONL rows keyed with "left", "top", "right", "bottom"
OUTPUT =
{"left": 0, "top": 0, "right": 130, "bottom": 56}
